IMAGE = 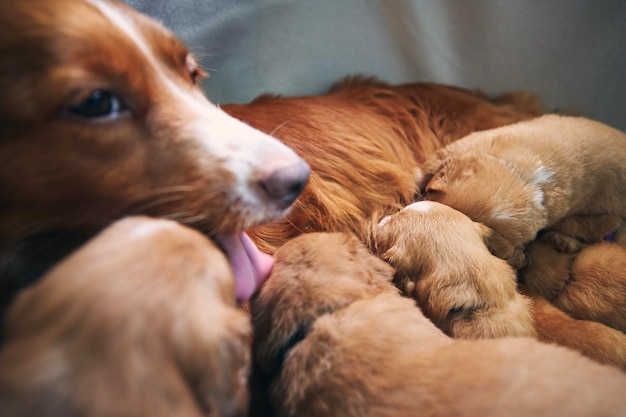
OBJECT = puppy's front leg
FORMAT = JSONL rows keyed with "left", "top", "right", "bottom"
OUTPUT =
{"left": 547, "top": 214, "right": 623, "bottom": 251}
{"left": 482, "top": 225, "right": 528, "bottom": 269}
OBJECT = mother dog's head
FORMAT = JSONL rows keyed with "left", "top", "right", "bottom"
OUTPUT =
{"left": 0, "top": 0, "right": 309, "bottom": 301}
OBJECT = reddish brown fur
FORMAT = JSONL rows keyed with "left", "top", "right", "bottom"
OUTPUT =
{"left": 224, "top": 78, "right": 542, "bottom": 253}
{"left": 251, "top": 233, "right": 626, "bottom": 417}
{"left": 0, "top": 217, "right": 251, "bottom": 417}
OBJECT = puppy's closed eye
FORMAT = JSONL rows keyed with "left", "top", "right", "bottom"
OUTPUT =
{"left": 447, "top": 305, "right": 478, "bottom": 320}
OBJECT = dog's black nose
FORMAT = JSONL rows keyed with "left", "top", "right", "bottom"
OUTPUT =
{"left": 260, "top": 159, "right": 310, "bottom": 208}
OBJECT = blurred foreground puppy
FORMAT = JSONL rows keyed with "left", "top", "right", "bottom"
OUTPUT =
{"left": 416, "top": 115, "right": 626, "bottom": 268}
{"left": 375, "top": 201, "right": 535, "bottom": 339}
{"left": 0, "top": 217, "right": 251, "bottom": 417}
{"left": 251, "top": 233, "right": 626, "bottom": 417}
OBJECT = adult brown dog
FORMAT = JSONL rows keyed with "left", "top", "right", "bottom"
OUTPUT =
{"left": 224, "top": 78, "right": 543, "bottom": 253}
{"left": 0, "top": 0, "right": 309, "bottom": 312}
{"left": 416, "top": 114, "right": 626, "bottom": 268}
{"left": 0, "top": 0, "right": 310, "bottom": 414}
{"left": 0, "top": 217, "right": 251, "bottom": 417}
{"left": 251, "top": 232, "right": 626, "bottom": 417}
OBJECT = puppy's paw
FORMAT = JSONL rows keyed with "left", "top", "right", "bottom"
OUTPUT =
{"left": 539, "top": 230, "right": 583, "bottom": 254}
{"left": 445, "top": 293, "right": 536, "bottom": 339}
{"left": 551, "top": 214, "right": 623, "bottom": 244}
{"left": 520, "top": 240, "right": 574, "bottom": 302}
{"left": 508, "top": 247, "right": 529, "bottom": 270}
{"left": 482, "top": 226, "right": 528, "bottom": 269}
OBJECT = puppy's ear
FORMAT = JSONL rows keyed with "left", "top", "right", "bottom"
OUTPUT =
{"left": 346, "top": 233, "right": 396, "bottom": 284}
{"left": 425, "top": 171, "right": 446, "bottom": 194}
{"left": 421, "top": 154, "right": 465, "bottom": 195}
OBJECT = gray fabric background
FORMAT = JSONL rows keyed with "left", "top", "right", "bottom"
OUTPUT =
{"left": 124, "top": 0, "right": 626, "bottom": 131}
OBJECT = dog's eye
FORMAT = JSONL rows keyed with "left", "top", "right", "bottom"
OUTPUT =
{"left": 186, "top": 54, "right": 207, "bottom": 84}
{"left": 67, "top": 90, "right": 128, "bottom": 120}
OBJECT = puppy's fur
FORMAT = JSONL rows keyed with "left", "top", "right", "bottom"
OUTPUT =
{"left": 224, "top": 78, "right": 543, "bottom": 253}
{"left": 375, "top": 201, "right": 535, "bottom": 339}
{"left": 251, "top": 232, "right": 626, "bottom": 417}
{"left": 0, "top": 0, "right": 309, "bottom": 309}
{"left": 417, "top": 114, "right": 626, "bottom": 268}
{"left": 0, "top": 217, "right": 251, "bottom": 417}
{"left": 522, "top": 238, "right": 626, "bottom": 333}
{"left": 523, "top": 287, "right": 626, "bottom": 370}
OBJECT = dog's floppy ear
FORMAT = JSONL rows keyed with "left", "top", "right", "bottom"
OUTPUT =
{"left": 415, "top": 149, "right": 450, "bottom": 192}
{"left": 479, "top": 223, "right": 526, "bottom": 269}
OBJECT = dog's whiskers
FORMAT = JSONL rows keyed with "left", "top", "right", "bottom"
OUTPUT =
{"left": 129, "top": 194, "right": 189, "bottom": 214}
{"left": 126, "top": 185, "right": 196, "bottom": 213}
{"left": 167, "top": 211, "right": 209, "bottom": 225}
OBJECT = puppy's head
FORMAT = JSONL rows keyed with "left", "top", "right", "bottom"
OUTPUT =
{"left": 0, "top": 217, "right": 251, "bottom": 416}
{"left": 250, "top": 232, "right": 396, "bottom": 375}
{"left": 421, "top": 153, "right": 545, "bottom": 263}
{"left": 376, "top": 201, "right": 516, "bottom": 314}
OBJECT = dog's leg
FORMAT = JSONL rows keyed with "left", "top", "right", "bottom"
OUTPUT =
{"left": 482, "top": 225, "right": 528, "bottom": 269}
{"left": 521, "top": 239, "right": 575, "bottom": 301}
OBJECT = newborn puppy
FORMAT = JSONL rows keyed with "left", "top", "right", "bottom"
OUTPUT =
{"left": 251, "top": 232, "right": 626, "bottom": 417}
{"left": 375, "top": 201, "right": 535, "bottom": 339}
{"left": 0, "top": 217, "right": 250, "bottom": 417}
{"left": 521, "top": 238, "right": 626, "bottom": 333}
{"left": 416, "top": 115, "right": 626, "bottom": 268}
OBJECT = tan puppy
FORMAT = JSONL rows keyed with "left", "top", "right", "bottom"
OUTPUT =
{"left": 521, "top": 238, "right": 626, "bottom": 333}
{"left": 416, "top": 114, "right": 626, "bottom": 268}
{"left": 375, "top": 201, "right": 535, "bottom": 339}
{"left": 251, "top": 232, "right": 626, "bottom": 417}
{"left": 0, "top": 217, "right": 251, "bottom": 417}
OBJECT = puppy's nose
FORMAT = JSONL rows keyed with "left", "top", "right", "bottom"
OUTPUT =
{"left": 260, "top": 159, "right": 310, "bottom": 208}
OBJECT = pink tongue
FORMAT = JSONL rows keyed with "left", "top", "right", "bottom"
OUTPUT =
{"left": 217, "top": 233, "right": 274, "bottom": 301}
